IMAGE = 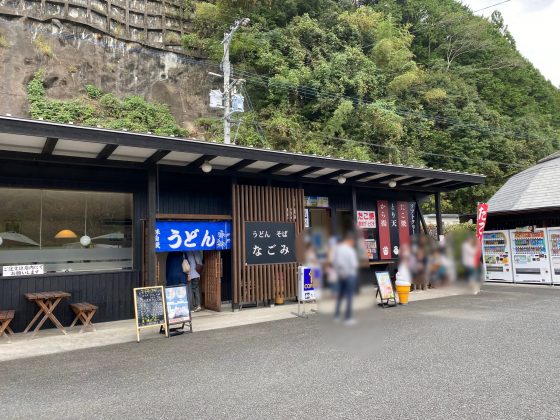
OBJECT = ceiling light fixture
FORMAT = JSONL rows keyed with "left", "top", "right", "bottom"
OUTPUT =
{"left": 201, "top": 161, "right": 213, "bottom": 173}
{"left": 388, "top": 180, "right": 397, "bottom": 188}
{"left": 337, "top": 175, "right": 347, "bottom": 185}
{"left": 54, "top": 229, "right": 78, "bottom": 239}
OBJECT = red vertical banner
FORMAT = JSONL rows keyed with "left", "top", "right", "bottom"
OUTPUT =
{"left": 476, "top": 203, "right": 488, "bottom": 243}
{"left": 397, "top": 201, "right": 410, "bottom": 247}
{"left": 475, "top": 203, "right": 489, "bottom": 267}
{"left": 377, "top": 200, "right": 391, "bottom": 260}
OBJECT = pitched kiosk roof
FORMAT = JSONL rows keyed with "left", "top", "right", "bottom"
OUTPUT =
{"left": 489, "top": 152, "right": 560, "bottom": 214}
{"left": 0, "top": 116, "right": 485, "bottom": 192}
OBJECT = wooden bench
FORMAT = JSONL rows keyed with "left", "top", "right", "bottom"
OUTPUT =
{"left": 0, "top": 310, "right": 15, "bottom": 342}
{"left": 69, "top": 303, "right": 98, "bottom": 333}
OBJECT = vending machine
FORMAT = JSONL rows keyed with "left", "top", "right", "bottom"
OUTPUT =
{"left": 509, "top": 228, "right": 552, "bottom": 284}
{"left": 482, "top": 230, "right": 513, "bottom": 282}
{"left": 546, "top": 227, "right": 560, "bottom": 284}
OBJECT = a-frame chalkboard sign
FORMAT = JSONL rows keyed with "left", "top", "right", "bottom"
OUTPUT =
{"left": 375, "top": 271, "right": 397, "bottom": 308}
{"left": 133, "top": 286, "right": 168, "bottom": 342}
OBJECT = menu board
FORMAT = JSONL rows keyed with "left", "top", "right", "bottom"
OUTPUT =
{"left": 376, "top": 200, "right": 418, "bottom": 260}
{"left": 375, "top": 271, "right": 395, "bottom": 300}
{"left": 165, "top": 285, "right": 190, "bottom": 324}
{"left": 245, "top": 221, "right": 296, "bottom": 265}
{"left": 133, "top": 286, "right": 167, "bottom": 341}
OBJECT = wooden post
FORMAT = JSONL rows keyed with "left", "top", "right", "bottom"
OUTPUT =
{"left": 231, "top": 177, "right": 237, "bottom": 311}
{"left": 435, "top": 192, "right": 443, "bottom": 240}
{"left": 351, "top": 186, "right": 357, "bottom": 224}
{"left": 415, "top": 195, "right": 429, "bottom": 235}
{"left": 147, "top": 167, "right": 157, "bottom": 286}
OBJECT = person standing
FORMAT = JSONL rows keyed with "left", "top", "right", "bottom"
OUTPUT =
{"left": 462, "top": 236, "right": 480, "bottom": 295}
{"left": 186, "top": 250, "right": 203, "bottom": 311}
{"left": 332, "top": 233, "right": 359, "bottom": 325}
{"left": 165, "top": 252, "right": 187, "bottom": 286}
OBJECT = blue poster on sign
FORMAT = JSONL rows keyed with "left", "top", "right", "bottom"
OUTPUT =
{"left": 298, "top": 266, "right": 317, "bottom": 301}
{"left": 155, "top": 221, "right": 232, "bottom": 253}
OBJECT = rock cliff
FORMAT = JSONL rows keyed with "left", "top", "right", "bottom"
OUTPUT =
{"left": 0, "top": 1, "right": 215, "bottom": 134}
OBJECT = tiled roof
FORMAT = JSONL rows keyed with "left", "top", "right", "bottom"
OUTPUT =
{"left": 489, "top": 153, "right": 560, "bottom": 213}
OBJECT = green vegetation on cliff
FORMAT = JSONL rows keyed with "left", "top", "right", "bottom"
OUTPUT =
{"left": 27, "top": 70, "right": 188, "bottom": 137}
{"left": 184, "top": 0, "right": 560, "bottom": 213}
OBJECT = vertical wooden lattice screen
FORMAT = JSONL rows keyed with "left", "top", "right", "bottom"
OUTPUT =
{"left": 232, "top": 184, "right": 305, "bottom": 305}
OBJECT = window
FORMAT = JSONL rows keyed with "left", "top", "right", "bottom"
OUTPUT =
{"left": 0, "top": 188, "right": 133, "bottom": 275}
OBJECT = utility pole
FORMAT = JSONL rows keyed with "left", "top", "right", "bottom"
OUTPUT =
{"left": 221, "top": 18, "right": 250, "bottom": 144}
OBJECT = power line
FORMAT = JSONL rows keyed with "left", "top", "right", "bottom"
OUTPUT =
{"left": 8, "top": 18, "right": 551, "bottom": 144}
{"left": 6, "top": 18, "right": 554, "bottom": 164}
{"left": 227, "top": 115, "right": 526, "bottom": 170}
{"left": 473, "top": 0, "right": 511, "bottom": 13}
{"left": 234, "top": 68, "right": 548, "bottom": 143}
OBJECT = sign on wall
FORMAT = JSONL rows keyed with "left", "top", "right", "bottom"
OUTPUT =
{"left": 155, "top": 221, "right": 231, "bottom": 253}
{"left": 377, "top": 200, "right": 392, "bottom": 260}
{"left": 245, "top": 221, "right": 296, "bottom": 265}
{"left": 408, "top": 201, "right": 418, "bottom": 236}
{"left": 376, "top": 200, "right": 418, "bottom": 260}
{"left": 357, "top": 210, "right": 376, "bottom": 229}
{"left": 304, "top": 196, "right": 329, "bottom": 208}
{"left": 397, "top": 201, "right": 410, "bottom": 247}
{"left": 2, "top": 264, "right": 44, "bottom": 277}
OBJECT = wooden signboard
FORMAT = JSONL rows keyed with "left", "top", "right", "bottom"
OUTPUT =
{"left": 244, "top": 221, "right": 296, "bottom": 265}
{"left": 133, "top": 286, "right": 168, "bottom": 342}
{"left": 375, "top": 271, "right": 397, "bottom": 308}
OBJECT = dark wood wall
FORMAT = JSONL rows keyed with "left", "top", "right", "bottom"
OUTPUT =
{"left": 232, "top": 183, "right": 305, "bottom": 306}
{"left": 0, "top": 159, "right": 147, "bottom": 330}
{"left": 487, "top": 210, "right": 560, "bottom": 231}
{"left": 1, "top": 271, "right": 141, "bottom": 332}
{"left": 157, "top": 171, "right": 231, "bottom": 215}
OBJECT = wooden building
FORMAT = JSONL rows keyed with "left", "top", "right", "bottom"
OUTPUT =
{"left": 0, "top": 116, "right": 485, "bottom": 331}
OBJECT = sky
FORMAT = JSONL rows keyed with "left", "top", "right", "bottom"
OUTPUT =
{"left": 462, "top": 0, "right": 559, "bottom": 87}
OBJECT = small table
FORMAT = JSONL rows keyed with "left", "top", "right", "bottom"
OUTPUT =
{"left": 0, "top": 310, "right": 15, "bottom": 343}
{"left": 24, "top": 291, "right": 71, "bottom": 337}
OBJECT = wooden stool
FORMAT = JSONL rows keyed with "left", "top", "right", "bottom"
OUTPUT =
{"left": 69, "top": 303, "right": 98, "bottom": 333}
{"left": 0, "top": 310, "right": 15, "bottom": 343}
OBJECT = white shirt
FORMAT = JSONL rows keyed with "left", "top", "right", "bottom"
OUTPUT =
{"left": 333, "top": 242, "right": 359, "bottom": 279}
{"left": 186, "top": 251, "right": 203, "bottom": 279}
{"left": 462, "top": 241, "right": 477, "bottom": 268}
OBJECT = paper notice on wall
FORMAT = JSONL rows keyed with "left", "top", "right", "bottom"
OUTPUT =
{"left": 2, "top": 264, "right": 44, "bottom": 277}
{"left": 357, "top": 210, "right": 376, "bottom": 229}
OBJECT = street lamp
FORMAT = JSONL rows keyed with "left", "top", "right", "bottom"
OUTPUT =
{"left": 222, "top": 18, "right": 250, "bottom": 144}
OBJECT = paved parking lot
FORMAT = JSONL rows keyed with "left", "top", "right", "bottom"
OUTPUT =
{"left": 2, "top": 284, "right": 560, "bottom": 419}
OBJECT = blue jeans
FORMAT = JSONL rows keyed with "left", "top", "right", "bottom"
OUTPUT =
{"left": 335, "top": 276, "right": 357, "bottom": 321}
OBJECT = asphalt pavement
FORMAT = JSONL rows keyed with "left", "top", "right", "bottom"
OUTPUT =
{"left": 2, "top": 284, "right": 560, "bottom": 419}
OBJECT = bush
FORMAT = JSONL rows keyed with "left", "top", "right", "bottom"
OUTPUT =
{"left": 27, "top": 71, "right": 188, "bottom": 137}
{"left": 33, "top": 35, "right": 53, "bottom": 57}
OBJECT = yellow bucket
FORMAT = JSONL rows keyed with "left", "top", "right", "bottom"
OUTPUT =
{"left": 396, "top": 285, "right": 411, "bottom": 305}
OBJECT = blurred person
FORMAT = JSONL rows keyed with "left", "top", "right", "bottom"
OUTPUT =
{"left": 411, "top": 245, "right": 427, "bottom": 291}
{"left": 325, "top": 235, "right": 339, "bottom": 292}
{"left": 397, "top": 243, "right": 413, "bottom": 285}
{"left": 333, "top": 233, "right": 359, "bottom": 325}
{"left": 427, "top": 247, "right": 449, "bottom": 288}
{"left": 186, "top": 250, "right": 203, "bottom": 312}
{"left": 165, "top": 251, "right": 187, "bottom": 287}
{"left": 462, "top": 236, "right": 481, "bottom": 295}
